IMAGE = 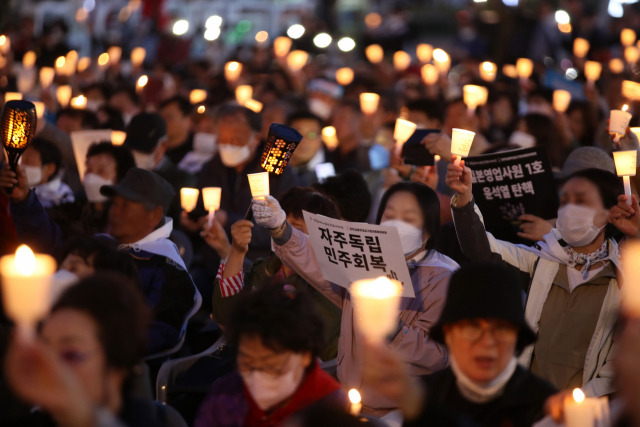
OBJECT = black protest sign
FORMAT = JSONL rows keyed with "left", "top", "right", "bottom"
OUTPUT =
{"left": 464, "top": 147, "right": 559, "bottom": 243}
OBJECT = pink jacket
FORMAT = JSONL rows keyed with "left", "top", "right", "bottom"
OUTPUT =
{"left": 273, "top": 225, "right": 457, "bottom": 415}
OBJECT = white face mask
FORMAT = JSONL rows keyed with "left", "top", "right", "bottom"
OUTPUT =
{"left": 22, "top": 165, "right": 43, "bottom": 187}
{"left": 381, "top": 219, "right": 424, "bottom": 255}
{"left": 218, "top": 144, "right": 251, "bottom": 167}
{"left": 556, "top": 204, "right": 605, "bottom": 247}
{"left": 508, "top": 130, "right": 536, "bottom": 149}
{"left": 83, "top": 173, "right": 113, "bottom": 203}
{"left": 308, "top": 98, "right": 333, "bottom": 120}
{"left": 193, "top": 133, "right": 217, "bottom": 154}
{"left": 240, "top": 353, "right": 306, "bottom": 411}
{"left": 133, "top": 151, "right": 155, "bottom": 170}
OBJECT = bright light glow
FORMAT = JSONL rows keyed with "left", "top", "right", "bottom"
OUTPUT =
{"left": 335, "top": 67, "right": 354, "bottom": 86}
{"left": 286, "top": 50, "right": 308, "bottom": 71}
{"left": 348, "top": 389, "right": 362, "bottom": 404}
{"left": 572, "top": 388, "right": 585, "bottom": 403}
{"left": 274, "top": 37, "right": 292, "bottom": 57}
{"left": 608, "top": 0, "right": 624, "bottom": 18}
{"left": 206, "top": 15, "right": 223, "bottom": 28}
{"left": 197, "top": 105, "right": 205, "bottom": 114}
{"left": 558, "top": 23, "right": 572, "bottom": 34}
{"left": 394, "top": 118, "right": 417, "bottom": 146}
{"left": 364, "top": 13, "right": 382, "bottom": 29}
{"left": 22, "top": 51, "right": 36, "bottom": 69}
{"left": 137, "top": 75, "right": 148, "bottom": 88}
{"left": 204, "top": 27, "right": 221, "bottom": 41}
{"left": 365, "top": 44, "right": 384, "bottom": 63}
{"left": 610, "top": 58, "right": 625, "bottom": 73}
{"left": 77, "top": 57, "right": 91, "bottom": 72}
{"left": 98, "top": 53, "right": 109, "bottom": 67}
{"left": 255, "top": 31, "right": 269, "bottom": 43}
{"left": 421, "top": 64, "right": 438, "bottom": 85}
{"left": 565, "top": 68, "right": 578, "bottom": 80}
{"left": 416, "top": 44, "right": 433, "bottom": 62}
{"left": 313, "top": 33, "right": 332, "bottom": 49}
{"left": 181, "top": 188, "right": 200, "bottom": 212}
{"left": 555, "top": 10, "right": 571, "bottom": 24}
{"left": 55, "top": 56, "right": 65, "bottom": 69}
{"left": 130, "top": 47, "right": 146, "bottom": 67}
{"left": 337, "top": 37, "right": 356, "bottom": 52}
{"left": 502, "top": 0, "right": 518, "bottom": 5}
{"left": 433, "top": 48, "right": 449, "bottom": 63}
{"left": 480, "top": 61, "right": 497, "bottom": 82}
{"left": 393, "top": 51, "right": 412, "bottom": 72}
{"left": 245, "top": 99, "right": 263, "bottom": 113}
{"left": 70, "top": 95, "right": 87, "bottom": 109}
{"left": 623, "top": 104, "right": 630, "bottom": 112}
{"left": 287, "top": 24, "right": 305, "bottom": 39}
{"left": 83, "top": 0, "right": 95, "bottom": 12}
{"left": 172, "top": 19, "right": 189, "bottom": 36}
{"left": 15, "top": 245, "right": 36, "bottom": 276}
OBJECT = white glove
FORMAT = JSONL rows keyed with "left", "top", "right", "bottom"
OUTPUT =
{"left": 252, "top": 195, "right": 286, "bottom": 229}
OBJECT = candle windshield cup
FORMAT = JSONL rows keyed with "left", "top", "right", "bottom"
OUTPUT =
{"left": 1, "top": 99, "right": 38, "bottom": 173}
{"left": 322, "top": 126, "right": 338, "bottom": 150}
{"left": 393, "top": 118, "right": 417, "bottom": 152}
{"left": 365, "top": 44, "right": 384, "bottom": 64}
{"left": 421, "top": 64, "right": 438, "bottom": 86}
{"left": 202, "top": 187, "right": 222, "bottom": 228}
{"left": 4, "top": 92, "right": 22, "bottom": 103}
{"left": 130, "top": 47, "right": 146, "bottom": 68}
{"left": 463, "top": 85, "right": 488, "bottom": 115}
{"left": 350, "top": 277, "right": 403, "bottom": 344}
{"left": 335, "top": 67, "right": 354, "bottom": 86}
{"left": 286, "top": 51, "right": 308, "bottom": 72}
{"left": 0, "top": 245, "right": 56, "bottom": 341}
{"left": 247, "top": 172, "right": 270, "bottom": 200}
{"left": 111, "top": 130, "right": 126, "bottom": 146}
{"left": 479, "top": 61, "right": 497, "bottom": 82}
{"left": 564, "top": 388, "right": 608, "bottom": 427}
{"left": 39, "top": 67, "right": 55, "bottom": 89}
{"left": 224, "top": 61, "right": 243, "bottom": 83}
{"left": 451, "top": 128, "right": 476, "bottom": 166}
{"left": 393, "top": 51, "right": 411, "bottom": 72}
{"left": 244, "top": 99, "right": 263, "bottom": 113}
{"left": 552, "top": 90, "right": 572, "bottom": 113}
{"left": 622, "top": 241, "right": 640, "bottom": 316}
{"left": 584, "top": 61, "right": 602, "bottom": 85}
{"left": 190, "top": 89, "right": 207, "bottom": 105}
{"left": 56, "top": 85, "right": 72, "bottom": 108}
{"left": 573, "top": 37, "right": 590, "bottom": 58}
{"left": 613, "top": 150, "right": 637, "bottom": 205}
{"left": 433, "top": 48, "right": 450, "bottom": 74}
{"left": 622, "top": 80, "right": 640, "bottom": 101}
{"left": 416, "top": 43, "right": 433, "bottom": 63}
{"left": 180, "top": 188, "right": 200, "bottom": 212}
{"left": 235, "top": 85, "right": 253, "bottom": 106}
{"left": 609, "top": 107, "right": 633, "bottom": 143}
{"left": 360, "top": 93, "right": 380, "bottom": 116}
{"left": 273, "top": 36, "right": 292, "bottom": 58}
{"left": 516, "top": 58, "right": 533, "bottom": 81}
{"left": 260, "top": 123, "right": 303, "bottom": 175}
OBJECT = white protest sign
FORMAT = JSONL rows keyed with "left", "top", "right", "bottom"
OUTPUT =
{"left": 303, "top": 211, "right": 415, "bottom": 298}
{"left": 70, "top": 129, "right": 117, "bottom": 179}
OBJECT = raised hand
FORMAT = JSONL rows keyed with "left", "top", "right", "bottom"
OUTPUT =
{"left": 445, "top": 157, "right": 473, "bottom": 207}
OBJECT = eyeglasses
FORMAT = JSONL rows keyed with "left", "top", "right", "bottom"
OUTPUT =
{"left": 236, "top": 353, "right": 292, "bottom": 377}
{"left": 455, "top": 320, "right": 518, "bottom": 343}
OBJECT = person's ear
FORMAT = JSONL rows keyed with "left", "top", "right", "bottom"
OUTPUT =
{"left": 300, "top": 351, "right": 313, "bottom": 368}
{"left": 150, "top": 206, "right": 164, "bottom": 226}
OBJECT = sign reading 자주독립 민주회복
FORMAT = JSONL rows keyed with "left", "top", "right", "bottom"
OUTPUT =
{"left": 464, "top": 146, "right": 559, "bottom": 243}
{"left": 302, "top": 211, "right": 415, "bottom": 298}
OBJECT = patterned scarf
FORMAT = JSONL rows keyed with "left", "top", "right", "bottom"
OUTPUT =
{"left": 565, "top": 240, "right": 609, "bottom": 276}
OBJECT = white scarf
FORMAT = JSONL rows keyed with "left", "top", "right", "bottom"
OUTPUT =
{"left": 450, "top": 354, "right": 518, "bottom": 404}
{"left": 34, "top": 177, "right": 75, "bottom": 208}
{"left": 118, "top": 218, "right": 186, "bottom": 270}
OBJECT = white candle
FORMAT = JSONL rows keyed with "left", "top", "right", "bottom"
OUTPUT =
{"left": 360, "top": 93, "right": 380, "bottom": 115}
{"left": 348, "top": 389, "right": 362, "bottom": 416}
{"left": 451, "top": 128, "right": 476, "bottom": 166}
{"left": 350, "top": 277, "right": 403, "bottom": 343}
{"left": 564, "top": 388, "right": 609, "bottom": 427}
{"left": 613, "top": 150, "right": 637, "bottom": 205}
{"left": 0, "top": 245, "right": 56, "bottom": 340}
{"left": 610, "top": 106, "right": 633, "bottom": 143}
{"left": 180, "top": 188, "right": 199, "bottom": 212}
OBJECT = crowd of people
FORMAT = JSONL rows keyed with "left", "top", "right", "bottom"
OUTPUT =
{"left": 2, "top": 1, "right": 640, "bottom": 426}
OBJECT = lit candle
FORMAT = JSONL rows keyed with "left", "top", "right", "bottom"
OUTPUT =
{"left": 350, "top": 277, "right": 403, "bottom": 343}
{"left": 97, "top": 52, "right": 110, "bottom": 71}
{"left": 273, "top": 36, "right": 292, "bottom": 58}
{"left": 610, "top": 58, "right": 625, "bottom": 74}
{"left": 451, "top": 128, "right": 476, "bottom": 166}
{"left": 432, "top": 48, "right": 450, "bottom": 74}
{"left": 348, "top": 389, "right": 362, "bottom": 416}
{"left": 623, "top": 241, "right": 640, "bottom": 316}
{"left": 393, "top": 51, "right": 411, "bottom": 72}
{"left": 202, "top": 187, "right": 222, "bottom": 229}
{"left": 365, "top": 44, "right": 384, "bottom": 64}
{"left": 0, "top": 245, "right": 56, "bottom": 340}
{"left": 335, "top": 67, "right": 354, "bottom": 86}
{"left": 0, "top": 35, "right": 10, "bottom": 55}
{"left": 235, "top": 85, "right": 253, "bottom": 106}
{"left": 434, "top": 154, "right": 441, "bottom": 163}
{"left": 70, "top": 95, "right": 87, "bottom": 109}
{"left": 56, "top": 85, "right": 72, "bottom": 108}
{"left": 33, "top": 102, "right": 45, "bottom": 120}
{"left": 22, "top": 51, "right": 36, "bottom": 69}
{"left": 39, "top": 67, "right": 55, "bottom": 89}
{"left": 111, "top": 130, "right": 126, "bottom": 146}
{"left": 516, "top": 58, "right": 533, "bottom": 81}
{"left": 77, "top": 57, "right": 91, "bottom": 73}
{"left": 479, "top": 61, "right": 497, "bottom": 82}
{"left": 130, "top": 47, "right": 146, "bottom": 68}
{"left": 622, "top": 80, "right": 640, "bottom": 101}
{"left": 136, "top": 75, "right": 148, "bottom": 94}
{"left": 360, "top": 93, "right": 380, "bottom": 116}
{"left": 244, "top": 99, "right": 263, "bottom": 113}
{"left": 613, "top": 150, "right": 637, "bottom": 205}
{"left": 573, "top": 38, "right": 589, "bottom": 58}
{"left": 322, "top": 126, "right": 338, "bottom": 150}
{"left": 4, "top": 92, "right": 22, "bottom": 103}
{"left": 190, "top": 89, "right": 208, "bottom": 105}
{"left": 502, "top": 64, "right": 518, "bottom": 79}
{"left": 564, "top": 388, "right": 609, "bottom": 427}
{"left": 247, "top": 172, "right": 270, "bottom": 201}
{"left": 54, "top": 56, "right": 66, "bottom": 75}
{"left": 416, "top": 43, "right": 433, "bottom": 63}
{"left": 584, "top": 61, "right": 602, "bottom": 85}
{"left": 552, "top": 90, "right": 571, "bottom": 113}
{"left": 180, "top": 188, "right": 200, "bottom": 212}
{"left": 622, "top": 28, "right": 637, "bottom": 47}
{"left": 421, "top": 64, "right": 438, "bottom": 86}
{"left": 626, "top": 46, "right": 640, "bottom": 65}
{"left": 286, "top": 51, "right": 308, "bottom": 72}
{"left": 107, "top": 46, "right": 122, "bottom": 66}
{"left": 463, "top": 85, "right": 488, "bottom": 115}
{"left": 610, "top": 105, "right": 633, "bottom": 143}
{"left": 394, "top": 118, "right": 417, "bottom": 151}
{"left": 64, "top": 50, "right": 78, "bottom": 76}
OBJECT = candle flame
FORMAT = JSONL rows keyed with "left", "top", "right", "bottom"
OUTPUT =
{"left": 55, "top": 56, "right": 65, "bottom": 69}
{"left": 15, "top": 245, "right": 36, "bottom": 276}
{"left": 623, "top": 104, "right": 629, "bottom": 112}
{"left": 197, "top": 105, "right": 205, "bottom": 114}
{"left": 137, "top": 75, "right": 148, "bottom": 88}
{"left": 98, "top": 53, "right": 109, "bottom": 67}
{"left": 572, "top": 388, "right": 585, "bottom": 403}
{"left": 348, "top": 389, "right": 361, "bottom": 404}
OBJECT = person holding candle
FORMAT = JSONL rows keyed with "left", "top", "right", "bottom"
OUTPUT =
{"left": 194, "top": 282, "right": 346, "bottom": 427}
{"left": 286, "top": 110, "right": 328, "bottom": 185}
{"left": 446, "top": 160, "right": 627, "bottom": 398}
{"left": 201, "top": 187, "right": 342, "bottom": 361}
{"left": 326, "top": 100, "right": 372, "bottom": 174}
{"left": 159, "top": 96, "right": 195, "bottom": 165}
{"left": 3, "top": 273, "right": 187, "bottom": 426}
{"left": 252, "top": 181, "right": 458, "bottom": 415}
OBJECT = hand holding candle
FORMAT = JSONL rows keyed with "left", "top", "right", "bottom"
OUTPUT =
{"left": 613, "top": 150, "right": 637, "bottom": 205}
{"left": 350, "top": 277, "right": 403, "bottom": 344}
{"left": 202, "top": 187, "right": 221, "bottom": 229}
{"left": 564, "top": 388, "right": 609, "bottom": 427}
{"left": 450, "top": 128, "right": 475, "bottom": 166}
{"left": 0, "top": 245, "right": 56, "bottom": 340}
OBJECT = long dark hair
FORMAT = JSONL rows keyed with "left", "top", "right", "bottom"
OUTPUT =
{"left": 375, "top": 182, "right": 440, "bottom": 252}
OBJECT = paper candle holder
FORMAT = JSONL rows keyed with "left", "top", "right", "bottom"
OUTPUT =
{"left": 130, "top": 47, "right": 146, "bottom": 68}
{"left": 77, "top": 57, "right": 91, "bottom": 73}
{"left": 622, "top": 29, "right": 637, "bottom": 47}
{"left": 610, "top": 58, "right": 625, "bottom": 74}
{"left": 56, "top": 85, "right": 72, "bottom": 108}
{"left": 39, "top": 67, "right": 55, "bottom": 89}
{"left": 479, "top": 61, "right": 497, "bottom": 82}
{"left": 432, "top": 48, "right": 450, "bottom": 74}
{"left": 0, "top": 245, "right": 56, "bottom": 340}
{"left": 622, "top": 80, "right": 640, "bottom": 101}
{"left": 274, "top": 36, "right": 292, "bottom": 58}
{"left": 516, "top": 58, "right": 533, "bottom": 79}
{"left": 244, "top": 99, "right": 263, "bottom": 113}
{"left": 107, "top": 46, "right": 122, "bottom": 65}
{"left": 235, "top": 85, "right": 253, "bottom": 106}
{"left": 322, "top": 126, "right": 338, "bottom": 150}
{"left": 224, "top": 61, "right": 243, "bottom": 83}
{"left": 552, "top": 90, "right": 571, "bottom": 113}
{"left": 631, "top": 127, "right": 640, "bottom": 143}
{"left": 626, "top": 46, "right": 640, "bottom": 64}
{"left": 22, "top": 51, "right": 36, "bottom": 69}
{"left": 421, "top": 64, "right": 438, "bottom": 86}
{"left": 610, "top": 107, "right": 632, "bottom": 142}
{"left": 393, "top": 51, "right": 411, "bottom": 72}
{"left": 451, "top": 128, "right": 475, "bottom": 165}
{"left": 613, "top": 150, "right": 637, "bottom": 176}
{"left": 4, "top": 92, "right": 22, "bottom": 103}
{"left": 190, "top": 89, "right": 207, "bottom": 105}
{"left": 365, "top": 44, "right": 384, "bottom": 64}
{"left": 111, "top": 130, "right": 126, "bottom": 146}
{"left": 416, "top": 43, "right": 433, "bottom": 63}
{"left": 32, "top": 102, "right": 45, "bottom": 120}
{"left": 247, "top": 172, "right": 270, "bottom": 199}
{"left": 180, "top": 188, "right": 200, "bottom": 212}
{"left": 573, "top": 38, "right": 589, "bottom": 58}
{"left": 202, "top": 187, "right": 221, "bottom": 211}
{"left": 350, "top": 277, "right": 403, "bottom": 343}
{"left": 584, "top": 61, "right": 602, "bottom": 83}
{"left": 70, "top": 95, "right": 87, "bottom": 109}
{"left": 260, "top": 123, "right": 303, "bottom": 175}
{"left": 335, "top": 67, "right": 354, "bottom": 86}
{"left": 564, "top": 388, "right": 609, "bottom": 427}
{"left": 463, "top": 85, "right": 488, "bottom": 112}
{"left": 393, "top": 118, "right": 417, "bottom": 147}
{"left": 1, "top": 100, "right": 38, "bottom": 173}
{"left": 360, "top": 93, "right": 380, "bottom": 115}
{"left": 287, "top": 50, "right": 308, "bottom": 72}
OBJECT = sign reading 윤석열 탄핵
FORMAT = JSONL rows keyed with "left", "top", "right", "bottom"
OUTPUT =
{"left": 303, "top": 211, "right": 415, "bottom": 298}
{"left": 464, "top": 146, "right": 559, "bottom": 242}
